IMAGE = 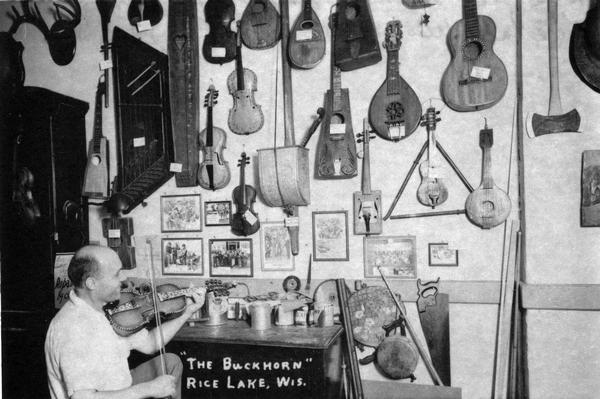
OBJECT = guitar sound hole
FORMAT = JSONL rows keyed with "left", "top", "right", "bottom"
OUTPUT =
{"left": 331, "top": 113, "right": 345, "bottom": 124}
{"left": 252, "top": 1, "right": 265, "bottom": 13}
{"left": 482, "top": 200, "right": 495, "bottom": 215}
{"left": 345, "top": 3, "right": 360, "bottom": 20}
{"left": 464, "top": 40, "right": 483, "bottom": 60}
{"left": 385, "top": 102, "right": 405, "bottom": 124}
{"left": 91, "top": 155, "right": 101, "bottom": 166}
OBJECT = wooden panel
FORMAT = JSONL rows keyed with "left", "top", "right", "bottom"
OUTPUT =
{"left": 520, "top": 283, "right": 600, "bottom": 310}
{"left": 363, "top": 380, "right": 462, "bottom": 399}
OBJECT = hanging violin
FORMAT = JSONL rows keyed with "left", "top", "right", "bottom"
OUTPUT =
{"left": 202, "top": 0, "right": 237, "bottom": 64}
{"left": 128, "top": 0, "right": 163, "bottom": 27}
{"left": 231, "top": 152, "right": 260, "bottom": 236}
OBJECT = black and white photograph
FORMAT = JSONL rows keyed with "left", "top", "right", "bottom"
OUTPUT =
{"left": 429, "top": 243, "right": 459, "bottom": 266}
{"left": 204, "top": 200, "right": 232, "bottom": 226}
{"left": 364, "top": 236, "right": 417, "bottom": 278}
{"left": 161, "top": 238, "right": 203, "bottom": 276}
{"left": 160, "top": 194, "right": 202, "bottom": 232}
{"left": 260, "top": 221, "right": 294, "bottom": 271}
{"left": 312, "top": 211, "right": 349, "bottom": 261}
{"left": 209, "top": 239, "right": 253, "bottom": 277}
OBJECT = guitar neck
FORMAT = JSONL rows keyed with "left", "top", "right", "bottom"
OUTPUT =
{"left": 236, "top": 45, "right": 245, "bottom": 91}
{"left": 427, "top": 127, "right": 437, "bottom": 165}
{"left": 302, "top": 0, "right": 312, "bottom": 21}
{"left": 206, "top": 107, "right": 214, "bottom": 147}
{"left": 482, "top": 146, "right": 493, "bottom": 189}
{"left": 330, "top": 13, "right": 342, "bottom": 110}
{"left": 239, "top": 162, "right": 247, "bottom": 205}
{"left": 92, "top": 86, "right": 104, "bottom": 152}
{"left": 362, "top": 136, "right": 372, "bottom": 194}
{"left": 386, "top": 50, "right": 401, "bottom": 95}
{"left": 463, "top": 0, "right": 480, "bottom": 40}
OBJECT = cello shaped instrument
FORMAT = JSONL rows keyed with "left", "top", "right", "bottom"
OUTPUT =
{"left": 231, "top": 152, "right": 260, "bottom": 236}
{"left": 228, "top": 23, "right": 264, "bottom": 135}
{"left": 440, "top": 0, "right": 508, "bottom": 112}
{"left": 353, "top": 119, "right": 382, "bottom": 235}
{"left": 465, "top": 122, "right": 511, "bottom": 229}
{"left": 288, "top": 0, "right": 326, "bottom": 69}
{"left": 368, "top": 20, "right": 422, "bottom": 142}
{"left": 416, "top": 107, "right": 448, "bottom": 208}
{"left": 128, "top": 0, "right": 163, "bottom": 27}
{"left": 240, "top": 0, "right": 280, "bottom": 50}
{"left": 198, "top": 85, "right": 231, "bottom": 191}
{"left": 315, "top": 11, "right": 357, "bottom": 179}
{"left": 202, "top": 0, "right": 237, "bottom": 64}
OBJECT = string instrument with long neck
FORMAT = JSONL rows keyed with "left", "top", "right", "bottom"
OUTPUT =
{"left": 96, "top": 0, "right": 115, "bottom": 108}
{"left": 315, "top": 11, "right": 357, "bottom": 180}
{"left": 440, "top": 0, "right": 508, "bottom": 112}
{"left": 368, "top": 20, "right": 422, "bottom": 142}
{"left": 417, "top": 107, "right": 448, "bottom": 208}
{"left": 288, "top": 0, "right": 325, "bottom": 69}
{"left": 240, "top": 0, "right": 280, "bottom": 50}
{"left": 353, "top": 119, "right": 382, "bottom": 235}
{"left": 465, "top": 122, "right": 511, "bottom": 229}
{"left": 231, "top": 152, "right": 260, "bottom": 236}
{"left": 82, "top": 76, "right": 110, "bottom": 199}
{"left": 227, "top": 22, "right": 264, "bottom": 135}
{"left": 198, "top": 85, "right": 231, "bottom": 191}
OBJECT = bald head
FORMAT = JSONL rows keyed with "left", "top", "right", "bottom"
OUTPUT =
{"left": 68, "top": 245, "right": 120, "bottom": 289}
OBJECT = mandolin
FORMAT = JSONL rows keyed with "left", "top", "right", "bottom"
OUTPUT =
{"left": 288, "top": 0, "right": 326, "bottom": 69}
{"left": 416, "top": 107, "right": 448, "bottom": 208}
{"left": 333, "top": 0, "right": 381, "bottom": 71}
{"left": 368, "top": 20, "right": 422, "bottom": 142}
{"left": 440, "top": 0, "right": 508, "bottom": 112}
{"left": 82, "top": 76, "right": 109, "bottom": 199}
{"left": 231, "top": 152, "right": 260, "bottom": 237}
{"left": 353, "top": 119, "right": 382, "bottom": 235}
{"left": 202, "top": 0, "right": 237, "bottom": 64}
{"left": 228, "top": 22, "right": 264, "bottom": 135}
{"left": 315, "top": 12, "right": 357, "bottom": 180}
{"left": 240, "top": 0, "right": 280, "bottom": 50}
{"left": 198, "top": 85, "right": 231, "bottom": 191}
{"left": 127, "top": 0, "right": 163, "bottom": 27}
{"left": 465, "top": 122, "right": 511, "bottom": 229}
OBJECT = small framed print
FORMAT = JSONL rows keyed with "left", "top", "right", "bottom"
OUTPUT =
{"left": 160, "top": 194, "right": 202, "bottom": 232}
{"left": 428, "top": 243, "right": 459, "bottom": 266}
{"left": 204, "top": 201, "right": 232, "bottom": 226}
{"left": 364, "top": 235, "right": 417, "bottom": 278}
{"left": 312, "top": 211, "right": 349, "bottom": 261}
{"left": 260, "top": 221, "right": 294, "bottom": 271}
{"left": 162, "top": 238, "right": 203, "bottom": 276}
{"left": 209, "top": 238, "right": 253, "bottom": 277}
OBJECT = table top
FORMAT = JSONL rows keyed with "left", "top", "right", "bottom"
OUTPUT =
{"left": 175, "top": 320, "right": 343, "bottom": 350}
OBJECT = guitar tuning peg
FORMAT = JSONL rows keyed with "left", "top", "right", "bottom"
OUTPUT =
{"left": 436, "top": 111, "right": 440, "bottom": 115}
{"left": 436, "top": 118, "right": 441, "bottom": 122}
{"left": 357, "top": 139, "right": 363, "bottom": 143}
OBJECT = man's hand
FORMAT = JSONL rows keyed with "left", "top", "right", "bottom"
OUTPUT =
{"left": 144, "top": 374, "right": 176, "bottom": 398}
{"left": 184, "top": 291, "right": 205, "bottom": 318}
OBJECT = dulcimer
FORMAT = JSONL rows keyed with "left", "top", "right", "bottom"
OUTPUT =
{"left": 231, "top": 152, "right": 260, "bottom": 236}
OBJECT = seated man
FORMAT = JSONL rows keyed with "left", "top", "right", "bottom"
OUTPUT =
{"left": 45, "top": 245, "right": 204, "bottom": 399}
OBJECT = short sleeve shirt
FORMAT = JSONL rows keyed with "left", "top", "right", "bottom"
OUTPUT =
{"left": 44, "top": 290, "right": 148, "bottom": 399}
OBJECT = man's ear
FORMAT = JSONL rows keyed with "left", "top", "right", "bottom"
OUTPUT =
{"left": 85, "top": 276, "right": 96, "bottom": 290}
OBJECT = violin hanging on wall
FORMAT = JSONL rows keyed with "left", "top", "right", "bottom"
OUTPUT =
{"left": 416, "top": 107, "right": 448, "bottom": 208}
{"left": 240, "top": 0, "right": 280, "bottom": 50}
{"left": 231, "top": 152, "right": 260, "bottom": 237}
{"left": 228, "top": 23, "right": 264, "bottom": 135}
{"left": 288, "top": 0, "right": 326, "bottom": 69}
{"left": 368, "top": 20, "right": 422, "bottom": 142}
{"left": 198, "top": 85, "right": 231, "bottom": 191}
{"left": 202, "top": 0, "right": 237, "bottom": 64}
{"left": 128, "top": 0, "right": 163, "bottom": 27}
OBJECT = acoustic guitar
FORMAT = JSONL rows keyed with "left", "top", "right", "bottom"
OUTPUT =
{"left": 240, "top": 0, "right": 280, "bottom": 50}
{"left": 288, "top": 0, "right": 325, "bottom": 69}
{"left": 315, "top": 12, "right": 357, "bottom": 179}
{"left": 416, "top": 107, "right": 448, "bottom": 208}
{"left": 368, "top": 20, "right": 422, "bottom": 142}
{"left": 231, "top": 152, "right": 260, "bottom": 236}
{"left": 82, "top": 76, "right": 109, "bottom": 199}
{"left": 465, "top": 123, "right": 511, "bottom": 229}
{"left": 202, "top": 0, "right": 237, "bottom": 64}
{"left": 440, "top": 0, "right": 508, "bottom": 112}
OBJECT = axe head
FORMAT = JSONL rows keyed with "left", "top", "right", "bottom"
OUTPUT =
{"left": 531, "top": 109, "right": 581, "bottom": 136}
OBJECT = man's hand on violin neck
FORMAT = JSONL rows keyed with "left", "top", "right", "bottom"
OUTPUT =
{"left": 184, "top": 292, "right": 205, "bottom": 316}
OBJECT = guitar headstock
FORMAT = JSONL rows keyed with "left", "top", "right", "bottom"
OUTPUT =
{"left": 237, "top": 152, "right": 250, "bottom": 168}
{"left": 479, "top": 121, "right": 494, "bottom": 149}
{"left": 204, "top": 84, "right": 218, "bottom": 108}
{"left": 383, "top": 20, "right": 403, "bottom": 52}
{"left": 420, "top": 107, "right": 441, "bottom": 131}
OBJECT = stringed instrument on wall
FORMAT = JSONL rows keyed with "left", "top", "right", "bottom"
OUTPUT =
{"left": 315, "top": 12, "right": 357, "bottom": 180}
{"left": 198, "top": 85, "right": 231, "bottom": 191}
{"left": 416, "top": 107, "right": 448, "bottom": 208}
{"left": 288, "top": 0, "right": 326, "bottom": 69}
{"left": 240, "top": 0, "right": 280, "bottom": 50}
{"left": 368, "top": 20, "right": 422, "bottom": 142}
{"left": 231, "top": 152, "right": 260, "bottom": 236}
{"left": 465, "top": 122, "right": 511, "bottom": 229}
{"left": 228, "top": 22, "right": 264, "bottom": 135}
{"left": 82, "top": 76, "right": 109, "bottom": 199}
{"left": 440, "top": 0, "right": 508, "bottom": 112}
{"left": 202, "top": 0, "right": 237, "bottom": 64}
{"left": 333, "top": 0, "right": 381, "bottom": 71}
{"left": 353, "top": 119, "right": 382, "bottom": 235}
{"left": 128, "top": 0, "right": 163, "bottom": 27}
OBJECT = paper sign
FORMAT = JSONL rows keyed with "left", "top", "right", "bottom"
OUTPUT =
{"left": 333, "top": 159, "right": 341, "bottom": 176}
{"left": 108, "top": 228, "right": 121, "bottom": 238}
{"left": 296, "top": 29, "right": 313, "bottom": 41}
{"left": 244, "top": 210, "right": 258, "bottom": 226}
{"left": 133, "top": 137, "right": 146, "bottom": 147}
{"left": 470, "top": 66, "right": 491, "bottom": 80}
{"left": 211, "top": 47, "right": 226, "bottom": 58}
{"left": 389, "top": 125, "right": 405, "bottom": 139}
{"left": 99, "top": 59, "right": 113, "bottom": 70}
{"left": 330, "top": 123, "right": 346, "bottom": 135}
{"left": 54, "top": 253, "right": 74, "bottom": 309}
{"left": 137, "top": 20, "right": 152, "bottom": 32}
{"left": 170, "top": 163, "right": 183, "bottom": 173}
{"left": 285, "top": 217, "right": 299, "bottom": 227}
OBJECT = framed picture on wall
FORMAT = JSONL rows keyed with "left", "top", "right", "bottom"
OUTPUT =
{"left": 209, "top": 239, "right": 253, "bottom": 277}
{"left": 160, "top": 194, "right": 202, "bottom": 232}
{"left": 161, "top": 238, "right": 203, "bottom": 276}
{"left": 428, "top": 243, "right": 459, "bottom": 266}
{"left": 364, "top": 235, "right": 417, "bottom": 278}
{"left": 312, "top": 211, "right": 349, "bottom": 261}
{"left": 260, "top": 221, "right": 294, "bottom": 271}
{"left": 204, "top": 201, "right": 232, "bottom": 226}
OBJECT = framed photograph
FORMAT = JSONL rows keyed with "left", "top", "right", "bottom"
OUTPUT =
{"left": 204, "top": 201, "right": 232, "bottom": 226}
{"left": 428, "top": 243, "right": 459, "bottom": 266}
{"left": 160, "top": 194, "right": 202, "bottom": 232}
{"left": 209, "top": 239, "right": 253, "bottom": 277}
{"left": 260, "top": 221, "right": 294, "bottom": 271}
{"left": 312, "top": 211, "right": 349, "bottom": 261}
{"left": 364, "top": 235, "right": 417, "bottom": 278}
{"left": 161, "top": 238, "right": 203, "bottom": 276}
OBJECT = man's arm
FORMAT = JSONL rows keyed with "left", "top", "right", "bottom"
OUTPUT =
{"left": 70, "top": 374, "right": 175, "bottom": 399}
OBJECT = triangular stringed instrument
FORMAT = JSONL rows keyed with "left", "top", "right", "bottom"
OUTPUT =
{"left": 417, "top": 107, "right": 448, "bottom": 208}
{"left": 353, "top": 119, "right": 382, "bottom": 235}
{"left": 82, "top": 76, "right": 109, "bottom": 199}
{"left": 231, "top": 152, "right": 260, "bottom": 236}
